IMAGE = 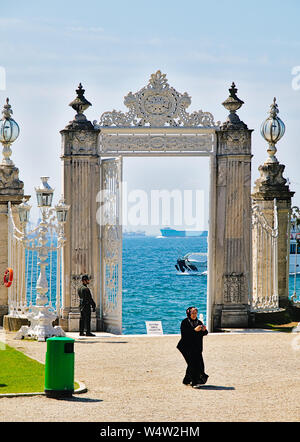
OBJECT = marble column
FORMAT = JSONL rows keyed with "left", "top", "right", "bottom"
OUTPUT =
{"left": 211, "top": 83, "right": 253, "bottom": 329}
{"left": 60, "top": 84, "right": 101, "bottom": 331}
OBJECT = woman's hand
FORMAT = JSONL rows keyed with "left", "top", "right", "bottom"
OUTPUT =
{"left": 195, "top": 325, "right": 207, "bottom": 332}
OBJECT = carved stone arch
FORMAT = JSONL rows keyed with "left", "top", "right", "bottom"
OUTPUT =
{"left": 60, "top": 72, "right": 253, "bottom": 333}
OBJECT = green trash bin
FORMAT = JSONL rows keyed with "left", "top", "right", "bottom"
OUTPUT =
{"left": 45, "top": 336, "right": 75, "bottom": 398}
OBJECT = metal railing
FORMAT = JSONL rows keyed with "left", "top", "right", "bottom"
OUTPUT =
{"left": 7, "top": 202, "right": 62, "bottom": 318}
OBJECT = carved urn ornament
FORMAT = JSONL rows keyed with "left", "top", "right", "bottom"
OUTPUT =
{"left": 66, "top": 83, "right": 94, "bottom": 130}
{"left": 260, "top": 97, "right": 285, "bottom": 163}
{"left": 221, "top": 82, "right": 247, "bottom": 129}
{"left": 0, "top": 98, "right": 20, "bottom": 165}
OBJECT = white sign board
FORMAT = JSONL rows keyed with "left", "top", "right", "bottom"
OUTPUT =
{"left": 145, "top": 321, "right": 163, "bottom": 335}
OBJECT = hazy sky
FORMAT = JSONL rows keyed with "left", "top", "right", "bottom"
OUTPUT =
{"left": 1, "top": 0, "right": 299, "bottom": 234}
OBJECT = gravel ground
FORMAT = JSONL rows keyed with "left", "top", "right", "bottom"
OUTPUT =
{"left": 0, "top": 330, "right": 300, "bottom": 422}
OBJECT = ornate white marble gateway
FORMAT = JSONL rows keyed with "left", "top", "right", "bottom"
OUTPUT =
{"left": 60, "top": 73, "right": 258, "bottom": 333}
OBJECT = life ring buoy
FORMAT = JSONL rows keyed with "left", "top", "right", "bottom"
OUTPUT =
{"left": 4, "top": 268, "right": 13, "bottom": 287}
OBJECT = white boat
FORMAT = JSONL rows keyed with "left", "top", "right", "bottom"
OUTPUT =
{"left": 175, "top": 252, "right": 207, "bottom": 275}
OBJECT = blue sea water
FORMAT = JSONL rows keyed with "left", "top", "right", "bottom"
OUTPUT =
{"left": 122, "top": 236, "right": 208, "bottom": 335}
{"left": 26, "top": 236, "right": 300, "bottom": 335}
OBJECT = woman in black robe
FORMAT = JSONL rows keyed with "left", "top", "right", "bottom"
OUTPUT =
{"left": 177, "top": 306, "right": 209, "bottom": 388}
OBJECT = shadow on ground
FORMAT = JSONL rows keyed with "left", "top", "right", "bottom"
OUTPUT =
{"left": 54, "top": 396, "right": 103, "bottom": 403}
{"left": 75, "top": 341, "right": 128, "bottom": 344}
{"left": 196, "top": 385, "right": 235, "bottom": 390}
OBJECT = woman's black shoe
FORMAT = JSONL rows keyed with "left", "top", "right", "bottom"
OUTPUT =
{"left": 182, "top": 377, "right": 192, "bottom": 385}
{"left": 198, "top": 374, "right": 209, "bottom": 385}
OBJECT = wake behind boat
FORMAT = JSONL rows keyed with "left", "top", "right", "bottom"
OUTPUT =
{"left": 175, "top": 252, "right": 207, "bottom": 275}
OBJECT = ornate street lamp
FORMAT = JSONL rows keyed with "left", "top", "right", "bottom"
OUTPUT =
{"left": 35, "top": 176, "right": 54, "bottom": 208}
{"left": 17, "top": 198, "right": 31, "bottom": 225}
{"left": 16, "top": 177, "right": 70, "bottom": 341}
{"left": 55, "top": 196, "right": 70, "bottom": 224}
{"left": 260, "top": 97, "right": 285, "bottom": 163}
{"left": 0, "top": 98, "right": 20, "bottom": 165}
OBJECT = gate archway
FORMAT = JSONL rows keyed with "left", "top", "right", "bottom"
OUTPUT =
{"left": 60, "top": 72, "right": 253, "bottom": 333}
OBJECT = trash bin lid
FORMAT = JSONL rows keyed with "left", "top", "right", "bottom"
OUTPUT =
{"left": 46, "top": 337, "right": 75, "bottom": 342}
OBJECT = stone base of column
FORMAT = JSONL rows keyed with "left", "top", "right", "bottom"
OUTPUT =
{"left": 3, "top": 315, "right": 29, "bottom": 331}
{"left": 96, "top": 317, "right": 105, "bottom": 332}
{"left": 0, "top": 305, "right": 8, "bottom": 326}
{"left": 66, "top": 311, "right": 97, "bottom": 332}
{"left": 58, "top": 317, "right": 69, "bottom": 332}
{"left": 279, "top": 296, "right": 291, "bottom": 309}
{"left": 220, "top": 304, "right": 250, "bottom": 328}
{"left": 103, "top": 318, "right": 122, "bottom": 335}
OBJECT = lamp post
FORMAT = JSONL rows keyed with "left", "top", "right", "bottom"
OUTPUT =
{"left": 260, "top": 97, "right": 285, "bottom": 164}
{"left": 0, "top": 98, "right": 20, "bottom": 165}
{"left": 15, "top": 177, "right": 70, "bottom": 341}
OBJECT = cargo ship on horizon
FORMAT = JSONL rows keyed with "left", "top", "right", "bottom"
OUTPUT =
{"left": 160, "top": 227, "right": 208, "bottom": 238}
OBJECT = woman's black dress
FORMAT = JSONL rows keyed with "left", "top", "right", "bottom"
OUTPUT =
{"left": 177, "top": 318, "right": 208, "bottom": 386}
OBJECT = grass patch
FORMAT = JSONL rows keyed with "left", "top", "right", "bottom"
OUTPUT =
{"left": 261, "top": 322, "right": 298, "bottom": 332}
{"left": 0, "top": 343, "right": 79, "bottom": 394}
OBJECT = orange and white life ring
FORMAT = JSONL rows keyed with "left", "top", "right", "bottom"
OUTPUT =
{"left": 4, "top": 268, "right": 13, "bottom": 287}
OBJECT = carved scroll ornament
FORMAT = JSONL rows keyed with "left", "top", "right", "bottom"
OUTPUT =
{"left": 98, "top": 71, "right": 220, "bottom": 128}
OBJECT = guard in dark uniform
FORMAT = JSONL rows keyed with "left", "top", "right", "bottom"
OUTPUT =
{"left": 78, "top": 275, "right": 96, "bottom": 336}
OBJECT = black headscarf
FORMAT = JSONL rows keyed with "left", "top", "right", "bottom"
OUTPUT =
{"left": 186, "top": 306, "right": 201, "bottom": 328}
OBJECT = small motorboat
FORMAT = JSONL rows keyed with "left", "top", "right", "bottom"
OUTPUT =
{"left": 175, "top": 252, "right": 207, "bottom": 275}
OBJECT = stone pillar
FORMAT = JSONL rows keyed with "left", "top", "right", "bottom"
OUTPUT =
{"left": 0, "top": 99, "right": 30, "bottom": 326}
{"left": 252, "top": 99, "right": 294, "bottom": 307}
{"left": 60, "top": 84, "right": 101, "bottom": 331}
{"left": 211, "top": 83, "right": 253, "bottom": 329}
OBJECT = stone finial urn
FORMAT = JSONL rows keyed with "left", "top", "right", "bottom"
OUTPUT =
{"left": 221, "top": 82, "right": 247, "bottom": 129}
{"left": 66, "top": 83, "right": 94, "bottom": 130}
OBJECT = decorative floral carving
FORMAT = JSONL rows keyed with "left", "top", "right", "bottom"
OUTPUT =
{"left": 223, "top": 273, "right": 244, "bottom": 303}
{"left": 217, "top": 130, "right": 251, "bottom": 155}
{"left": 0, "top": 165, "right": 24, "bottom": 195}
{"left": 100, "top": 133, "right": 214, "bottom": 154}
{"left": 69, "top": 131, "right": 97, "bottom": 155}
{"left": 98, "top": 71, "right": 220, "bottom": 128}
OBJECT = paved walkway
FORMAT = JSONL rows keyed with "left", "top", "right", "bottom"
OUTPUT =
{"left": 1, "top": 329, "right": 300, "bottom": 422}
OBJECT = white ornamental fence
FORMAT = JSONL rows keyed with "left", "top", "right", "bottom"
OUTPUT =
{"left": 7, "top": 202, "right": 62, "bottom": 318}
{"left": 251, "top": 198, "right": 280, "bottom": 312}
